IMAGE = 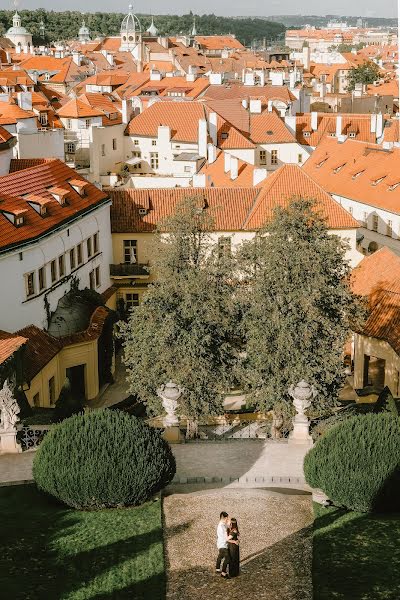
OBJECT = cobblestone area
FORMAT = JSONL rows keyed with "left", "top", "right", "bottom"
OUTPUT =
{"left": 163, "top": 488, "right": 313, "bottom": 600}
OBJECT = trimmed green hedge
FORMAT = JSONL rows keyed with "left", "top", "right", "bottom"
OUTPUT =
{"left": 33, "top": 410, "right": 176, "bottom": 509}
{"left": 304, "top": 414, "right": 400, "bottom": 512}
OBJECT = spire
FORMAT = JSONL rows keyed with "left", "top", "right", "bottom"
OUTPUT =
{"left": 191, "top": 17, "right": 197, "bottom": 37}
{"left": 148, "top": 16, "right": 158, "bottom": 37}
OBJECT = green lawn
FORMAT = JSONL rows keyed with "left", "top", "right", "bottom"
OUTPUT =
{"left": 313, "top": 503, "right": 400, "bottom": 600}
{"left": 0, "top": 484, "right": 165, "bottom": 600}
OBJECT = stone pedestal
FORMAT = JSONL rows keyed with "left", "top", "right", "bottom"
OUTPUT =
{"left": 163, "top": 426, "right": 183, "bottom": 444}
{"left": 0, "top": 430, "right": 22, "bottom": 454}
{"left": 288, "top": 425, "right": 313, "bottom": 447}
{"left": 288, "top": 380, "right": 315, "bottom": 447}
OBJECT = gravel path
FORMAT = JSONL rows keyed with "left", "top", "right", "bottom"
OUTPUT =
{"left": 163, "top": 488, "right": 313, "bottom": 600}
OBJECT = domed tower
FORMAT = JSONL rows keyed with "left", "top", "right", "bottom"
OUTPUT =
{"left": 78, "top": 19, "right": 91, "bottom": 44}
{"left": 6, "top": 11, "right": 33, "bottom": 49}
{"left": 147, "top": 17, "right": 158, "bottom": 37}
{"left": 120, "top": 3, "right": 142, "bottom": 56}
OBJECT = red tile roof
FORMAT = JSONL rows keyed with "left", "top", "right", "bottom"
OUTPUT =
{"left": 125, "top": 101, "right": 206, "bottom": 142}
{"left": 0, "top": 160, "right": 109, "bottom": 253}
{"left": 110, "top": 166, "right": 357, "bottom": 234}
{"left": 0, "top": 332, "right": 27, "bottom": 366}
{"left": 296, "top": 113, "right": 378, "bottom": 146}
{"left": 110, "top": 187, "right": 259, "bottom": 233}
{"left": 350, "top": 248, "right": 400, "bottom": 354}
{"left": 243, "top": 164, "right": 359, "bottom": 230}
{"left": 199, "top": 151, "right": 256, "bottom": 187}
{"left": 57, "top": 97, "right": 103, "bottom": 118}
{"left": 9, "top": 158, "right": 52, "bottom": 173}
{"left": 250, "top": 111, "right": 296, "bottom": 144}
{"left": 203, "top": 83, "right": 296, "bottom": 103}
{"left": 303, "top": 138, "right": 400, "bottom": 214}
{"left": 16, "top": 325, "right": 61, "bottom": 381}
{"left": 195, "top": 36, "right": 245, "bottom": 51}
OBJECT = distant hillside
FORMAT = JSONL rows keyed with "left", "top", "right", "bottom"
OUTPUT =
{"left": 263, "top": 15, "right": 397, "bottom": 28}
{"left": 0, "top": 10, "right": 286, "bottom": 47}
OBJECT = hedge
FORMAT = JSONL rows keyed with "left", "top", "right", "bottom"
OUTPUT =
{"left": 304, "top": 414, "right": 400, "bottom": 512}
{"left": 33, "top": 410, "right": 176, "bottom": 509}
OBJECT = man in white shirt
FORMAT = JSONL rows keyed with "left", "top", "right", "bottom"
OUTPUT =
{"left": 216, "top": 511, "right": 230, "bottom": 578}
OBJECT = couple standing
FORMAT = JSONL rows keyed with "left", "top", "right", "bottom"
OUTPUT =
{"left": 215, "top": 511, "right": 240, "bottom": 579}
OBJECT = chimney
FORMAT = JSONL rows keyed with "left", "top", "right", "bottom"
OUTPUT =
{"left": 209, "top": 112, "right": 218, "bottom": 146}
{"left": 207, "top": 143, "right": 217, "bottom": 164}
{"left": 224, "top": 152, "right": 231, "bottom": 173}
{"left": 150, "top": 68, "right": 162, "bottom": 81}
{"left": 267, "top": 100, "right": 273, "bottom": 112}
{"left": 106, "top": 53, "right": 114, "bottom": 67}
{"left": 209, "top": 72, "right": 222, "bottom": 85}
{"left": 376, "top": 113, "right": 383, "bottom": 139}
{"left": 370, "top": 113, "right": 377, "bottom": 134}
{"left": 122, "top": 99, "right": 132, "bottom": 124}
{"left": 17, "top": 91, "right": 32, "bottom": 111}
{"left": 242, "top": 98, "right": 248, "bottom": 109}
{"left": 249, "top": 99, "right": 262, "bottom": 114}
{"left": 244, "top": 72, "right": 255, "bottom": 86}
{"left": 186, "top": 65, "right": 197, "bottom": 82}
{"left": 289, "top": 71, "right": 296, "bottom": 89}
{"left": 284, "top": 115, "right": 296, "bottom": 135}
{"left": 336, "top": 115, "right": 342, "bottom": 138}
{"left": 158, "top": 125, "right": 171, "bottom": 144}
{"left": 259, "top": 71, "right": 265, "bottom": 86}
{"left": 230, "top": 156, "right": 239, "bottom": 180}
{"left": 72, "top": 51, "right": 82, "bottom": 66}
{"left": 198, "top": 119, "right": 208, "bottom": 158}
{"left": 192, "top": 173, "right": 206, "bottom": 187}
{"left": 302, "top": 45, "right": 310, "bottom": 70}
{"left": 311, "top": 111, "right": 318, "bottom": 131}
{"left": 253, "top": 168, "right": 268, "bottom": 186}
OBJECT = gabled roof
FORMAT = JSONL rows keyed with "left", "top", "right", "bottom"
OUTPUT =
{"left": 16, "top": 325, "right": 61, "bottom": 381}
{"left": 125, "top": 101, "right": 206, "bottom": 142}
{"left": 203, "top": 83, "right": 296, "bottom": 103}
{"left": 303, "top": 138, "right": 400, "bottom": 214}
{"left": 57, "top": 97, "right": 103, "bottom": 118}
{"left": 0, "top": 100, "right": 35, "bottom": 125}
{"left": 0, "top": 331, "right": 27, "bottom": 366}
{"left": 250, "top": 111, "right": 297, "bottom": 144}
{"left": 195, "top": 35, "right": 245, "bottom": 51}
{"left": 110, "top": 187, "right": 259, "bottom": 233}
{"left": 296, "top": 113, "right": 378, "bottom": 147}
{"left": 350, "top": 248, "right": 400, "bottom": 355}
{"left": 0, "top": 160, "right": 108, "bottom": 253}
{"left": 110, "top": 165, "right": 358, "bottom": 234}
{"left": 243, "top": 164, "right": 359, "bottom": 230}
{"left": 199, "top": 151, "right": 256, "bottom": 187}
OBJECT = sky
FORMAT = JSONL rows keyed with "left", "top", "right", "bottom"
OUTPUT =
{"left": 7, "top": 0, "right": 398, "bottom": 19}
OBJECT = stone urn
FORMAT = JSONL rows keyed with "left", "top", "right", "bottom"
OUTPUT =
{"left": 157, "top": 381, "right": 182, "bottom": 427}
{"left": 288, "top": 380, "right": 315, "bottom": 446}
{"left": 0, "top": 379, "right": 22, "bottom": 454}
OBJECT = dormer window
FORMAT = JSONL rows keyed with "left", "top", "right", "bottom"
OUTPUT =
{"left": 2, "top": 209, "right": 28, "bottom": 226}
{"left": 49, "top": 187, "right": 69, "bottom": 206}
{"left": 27, "top": 196, "right": 51, "bottom": 216}
{"left": 69, "top": 179, "right": 89, "bottom": 196}
{"left": 371, "top": 176, "right": 386, "bottom": 186}
{"left": 221, "top": 132, "right": 229, "bottom": 140}
{"left": 333, "top": 164, "right": 345, "bottom": 174}
{"left": 139, "top": 208, "right": 148, "bottom": 216}
{"left": 352, "top": 170, "right": 364, "bottom": 179}
{"left": 349, "top": 132, "right": 356, "bottom": 138}
{"left": 303, "top": 131, "right": 311, "bottom": 138}
{"left": 388, "top": 183, "right": 400, "bottom": 191}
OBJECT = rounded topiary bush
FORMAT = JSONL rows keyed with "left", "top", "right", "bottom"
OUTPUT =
{"left": 33, "top": 410, "right": 176, "bottom": 509}
{"left": 304, "top": 414, "right": 400, "bottom": 513}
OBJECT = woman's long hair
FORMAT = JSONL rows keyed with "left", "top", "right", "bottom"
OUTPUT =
{"left": 229, "top": 517, "right": 239, "bottom": 535}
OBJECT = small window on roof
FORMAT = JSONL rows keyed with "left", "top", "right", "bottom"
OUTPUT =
{"left": 333, "top": 164, "right": 345, "bottom": 174}
{"left": 349, "top": 132, "right": 356, "bottom": 138}
{"left": 266, "top": 130, "right": 274, "bottom": 135}
{"left": 352, "top": 171, "right": 364, "bottom": 179}
{"left": 221, "top": 132, "right": 229, "bottom": 139}
{"left": 388, "top": 183, "right": 400, "bottom": 191}
{"left": 372, "top": 176, "right": 386, "bottom": 186}
{"left": 303, "top": 131, "right": 311, "bottom": 138}
{"left": 15, "top": 215, "right": 25, "bottom": 227}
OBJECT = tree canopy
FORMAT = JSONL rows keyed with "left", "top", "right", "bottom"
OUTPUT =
{"left": 121, "top": 197, "right": 239, "bottom": 419}
{"left": 238, "top": 199, "right": 363, "bottom": 412}
{"left": 0, "top": 10, "right": 285, "bottom": 47}
{"left": 347, "top": 61, "right": 381, "bottom": 91}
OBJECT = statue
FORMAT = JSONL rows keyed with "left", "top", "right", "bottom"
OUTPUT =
{"left": 0, "top": 379, "right": 20, "bottom": 432}
{"left": 157, "top": 381, "right": 183, "bottom": 427}
{"left": 288, "top": 380, "right": 316, "bottom": 446}
{"left": 0, "top": 379, "right": 22, "bottom": 453}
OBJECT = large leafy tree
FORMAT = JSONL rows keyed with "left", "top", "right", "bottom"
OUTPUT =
{"left": 121, "top": 197, "right": 238, "bottom": 419}
{"left": 239, "top": 199, "right": 363, "bottom": 413}
{"left": 347, "top": 61, "right": 381, "bottom": 91}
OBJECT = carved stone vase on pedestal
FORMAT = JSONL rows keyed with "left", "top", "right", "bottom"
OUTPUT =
{"left": 287, "top": 380, "right": 315, "bottom": 447}
{"left": 157, "top": 381, "right": 183, "bottom": 444}
{"left": 0, "top": 379, "right": 22, "bottom": 454}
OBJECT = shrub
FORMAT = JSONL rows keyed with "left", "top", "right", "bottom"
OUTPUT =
{"left": 33, "top": 410, "right": 176, "bottom": 509}
{"left": 304, "top": 414, "right": 400, "bottom": 512}
{"left": 311, "top": 402, "right": 374, "bottom": 441}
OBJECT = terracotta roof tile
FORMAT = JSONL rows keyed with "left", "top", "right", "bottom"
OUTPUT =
{"left": 350, "top": 247, "right": 400, "bottom": 297}
{"left": 57, "top": 97, "right": 103, "bottom": 118}
{"left": 199, "top": 151, "right": 256, "bottom": 187}
{"left": 0, "top": 334, "right": 27, "bottom": 366}
{"left": 295, "top": 113, "right": 377, "bottom": 147}
{"left": 243, "top": 164, "right": 359, "bottom": 230}
{"left": 204, "top": 83, "right": 296, "bottom": 103}
{"left": 125, "top": 101, "right": 206, "bottom": 142}
{"left": 9, "top": 158, "right": 52, "bottom": 173}
{"left": 250, "top": 111, "right": 296, "bottom": 144}
{"left": 303, "top": 138, "right": 400, "bottom": 213}
{"left": 195, "top": 36, "right": 245, "bottom": 51}
{"left": 0, "top": 160, "right": 108, "bottom": 253}
{"left": 16, "top": 325, "right": 61, "bottom": 381}
{"left": 110, "top": 187, "right": 259, "bottom": 233}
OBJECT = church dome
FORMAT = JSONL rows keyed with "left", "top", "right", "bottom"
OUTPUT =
{"left": 7, "top": 12, "right": 30, "bottom": 36}
{"left": 79, "top": 21, "right": 90, "bottom": 36}
{"left": 147, "top": 17, "right": 158, "bottom": 37}
{"left": 121, "top": 4, "right": 142, "bottom": 36}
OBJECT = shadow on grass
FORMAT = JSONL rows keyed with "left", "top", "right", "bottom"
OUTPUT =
{"left": 313, "top": 504, "right": 400, "bottom": 600}
{"left": 0, "top": 484, "right": 166, "bottom": 600}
